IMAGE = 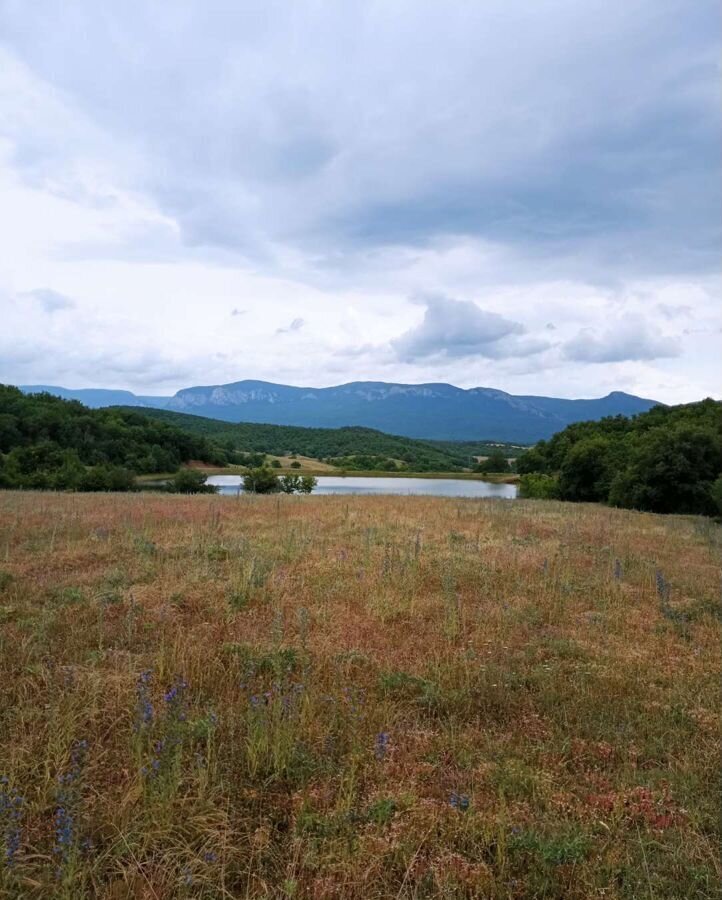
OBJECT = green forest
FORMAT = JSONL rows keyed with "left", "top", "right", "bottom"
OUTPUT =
{"left": 516, "top": 398, "right": 722, "bottom": 515}
{"left": 121, "top": 407, "right": 517, "bottom": 472}
{"left": 0, "top": 386, "right": 228, "bottom": 490}
{"left": 0, "top": 388, "right": 517, "bottom": 490}
{"left": 4, "top": 386, "right": 720, "bottom": 514}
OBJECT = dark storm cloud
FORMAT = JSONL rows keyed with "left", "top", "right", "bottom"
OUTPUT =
{"left": 1, "top": 0, "right": 719, "bottom": 280}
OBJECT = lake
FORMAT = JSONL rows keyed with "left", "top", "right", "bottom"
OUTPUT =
{"left": 206, "top": 475, "right": 518, "bottom": 499}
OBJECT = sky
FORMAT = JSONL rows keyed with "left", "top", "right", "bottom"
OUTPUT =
{"left": 0, "top": 0, "right": 719, "bottom": 402}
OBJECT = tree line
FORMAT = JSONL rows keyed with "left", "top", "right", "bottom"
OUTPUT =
{"left": 167, "top": 467, "right": 317, "bottom": 495}
{"left": 0, "top": 386, "right": 229, "bottom": 491}
{"left": 516, "top": 398, "right": 721, "bottom": 515}
{"left": 121, "top": 408, "right": 508, "bottom": 472}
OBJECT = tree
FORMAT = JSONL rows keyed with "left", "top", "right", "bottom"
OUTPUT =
{"left": 515, "top": 445, "right": 548, "bottom": 474}
{"left": 270, "top": 458, "right": 282, "bottom": 468}
{"left": 558, "top": 437, "right": 617, "bottom": 502}
{"left": 78, "top": 465, "right": 136, "bottom": 492}
{"left": 290, "top": 460, "right": 302, "bottom": 469}
{"left": 519, "top": 473, "right": 560, "bottom": 499}
{"left": 710, "top": 476, "right": 722, "bottom": 516}
{"left": 280, "top": 474, "right": 301, "bottom": 493}
{"left": 242, "top": 466, "right": 280, "bottom": 494}
{"left": 609, "top": 425, "right": 721, "bottom": 515}
{"left": 474, "top": 451, "right": 509, "bottom": 474}
{"left": 0, "top": 385, "right": 227, "bottom": 492}
{"left": 173, "top": 468, "right": 217, "bottom": 494}
{"left": 298, "top": 475, "right": 317, "bottom": 494}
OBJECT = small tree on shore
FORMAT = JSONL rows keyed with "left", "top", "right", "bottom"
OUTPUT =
{"left": 475, "top": 451, "right": 509, "bottom": 474}
{"left": 173, "top": 468, "right": 217, "bottom": 494}
{"left": 298, "top": 475, "right": 317, "bottom": 494}
{"left": 280, "top": 474, "right": 301, "bottom": 493}
{"left": 278, "top": 473, "right": 317, "bottom": 494}
{"left": 242, "top": 466, "right": 280, "bottom": 494}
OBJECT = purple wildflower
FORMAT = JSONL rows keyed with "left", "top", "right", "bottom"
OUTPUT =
{"left": 449, "top": 791, "right": 470, "bottom": 811}
{"left": 0, "top": 777, "right": 23, "bottom": 868}
{"left": 374, "top": 732, "right": 390, "bottom": 761}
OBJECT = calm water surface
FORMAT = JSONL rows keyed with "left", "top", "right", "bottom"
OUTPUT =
{"left": 206, "top": 475, "right": 518, "bottom": 499}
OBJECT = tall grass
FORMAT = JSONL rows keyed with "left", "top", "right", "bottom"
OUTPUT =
{"left": 0, "top": 491, "right": 719, "bottom": 898}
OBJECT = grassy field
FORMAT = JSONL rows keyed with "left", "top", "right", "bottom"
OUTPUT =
{"left": 0, "top": 492, "right": 719, "bottom": 899}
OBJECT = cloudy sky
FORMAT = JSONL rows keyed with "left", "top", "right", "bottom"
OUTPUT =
{"left": 0, "top": 1, "right": 719, "bottom": 401}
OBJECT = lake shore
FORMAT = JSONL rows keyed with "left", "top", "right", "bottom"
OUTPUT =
{"left": 137, "top": 466, "right": 520, "bottom": 484}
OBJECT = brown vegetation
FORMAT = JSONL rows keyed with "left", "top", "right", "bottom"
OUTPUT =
{"left": 0, "top": 491, "right": 719, "bottom": 898}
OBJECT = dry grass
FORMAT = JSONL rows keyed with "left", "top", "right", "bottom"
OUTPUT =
{"left": 0, "top": 491, "right": 719, "bottom": 899}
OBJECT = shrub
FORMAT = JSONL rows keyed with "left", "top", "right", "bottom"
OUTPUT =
{"left": 172, "top": 469, "right": 217, "bottom": 494}
{"left": 243, "top": 467, "right": 280, "bottom": 494}
{"left": 280, "top": 474, "right": 301, "bottom": 494}
{"left": 519, "top": 474, "right": 560, "bottom": 500}
{"left": 298, "top": 475, "right": 317, "bottom": 494}
{"left": 278, "top": 474, "right": 317, "bottom": 494}
{"left": 475, "top": 450, "right": 510, "bottom": 474}
{"left": 78, "top": 465, "right": 136, "bottom": 492}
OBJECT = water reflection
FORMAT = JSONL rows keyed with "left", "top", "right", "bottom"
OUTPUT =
{"left": 206, "top": 475, "right": 518, "bottom": 499}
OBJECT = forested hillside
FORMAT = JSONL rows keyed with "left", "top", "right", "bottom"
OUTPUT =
{"left": 0, "top": 386, "right": 227, "bottom": 490}
{"left": 120, "top": 407, "right": 517, "bottom": 472}
{"left": 517, "top": 398, "right": 722, "bottom": 515}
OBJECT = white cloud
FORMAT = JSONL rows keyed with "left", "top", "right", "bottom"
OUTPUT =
{"left": 563, "top": 315, "right": 682, "bottom": 362}
{"left": 0, "top": 1, "right": 718, "bottom": 403}
{"left": 391, "top": 293, "right": 550, "bottom": 362}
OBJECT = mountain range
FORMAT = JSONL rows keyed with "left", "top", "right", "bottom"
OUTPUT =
{"left": 19, "top": 381, "right": 660, "bottom": 442}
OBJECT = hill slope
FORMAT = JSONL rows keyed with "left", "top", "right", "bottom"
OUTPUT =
{"left": 0, "top": 386, "right": 224, "bottom": 490}
{"left": 117, "top": 407, "right": 519, "bottom": 471}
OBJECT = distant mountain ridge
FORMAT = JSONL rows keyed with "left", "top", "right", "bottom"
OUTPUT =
{"left": 19, "top": 385, "right": 172, "bottom": 410}
{"left": 20, "top": 380, "right": 661, "bottom": 442}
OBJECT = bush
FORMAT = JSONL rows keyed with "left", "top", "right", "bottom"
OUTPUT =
{"left": 475, "top": 450, "right": 510, "bottom": 474}
{"left": 290, "top": 460, "right": 302, "bottom": 469}
{"left": 78, "top": 466, "right": 136, "bottom": 492}
{"left": 519, "top": 474, "right": 560, "bottom": 500}
{"left": 173, "top": 469, "right": 217, "bottom": 494}
{"left": 298, "top": 475, "right": 317, "bottom": 494}
{"left": 243, "top": 467, "right": 280, "bottom": 494}
{"left": 280, "top": 474, "right": 301, "bottom": 494}
{"left": 515, "top": 446, "right": 549, "bottom": 474}
{"left": 278, "top": 474, "right": 317, "bottom": 494}
{"left": 270, "top": 459, "right": 282, "bottom": 468}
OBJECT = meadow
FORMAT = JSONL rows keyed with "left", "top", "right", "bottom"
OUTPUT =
{"left": 0, "top": 491, "right": 719, "bottom": 899}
